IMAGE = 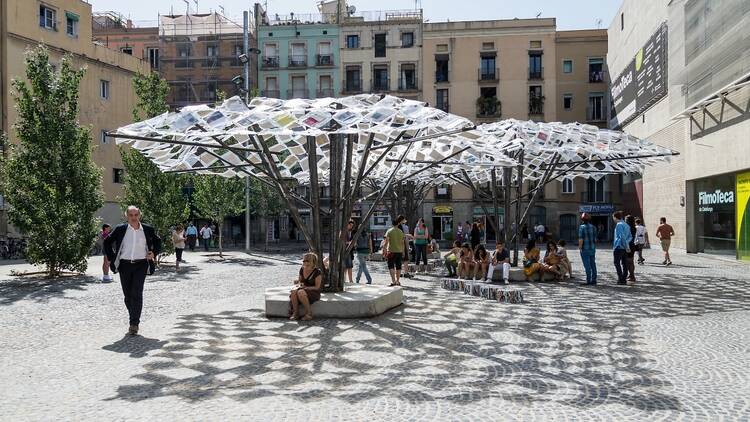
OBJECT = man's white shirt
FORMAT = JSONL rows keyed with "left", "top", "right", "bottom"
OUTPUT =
{"left": 200, "top": 227, "right": 213, "bottom": 239}
{"left": 122, "top": 223, "right": 148, "bottom": 260}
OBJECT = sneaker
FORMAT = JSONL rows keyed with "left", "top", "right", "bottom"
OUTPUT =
{"left": 102, "top": 275, "right": 113, "bottom": 283}
{"left": 127, "top": 325, "right": 139, "bottom": 336}
{"left": 662, "top": 260, "right": 668, "bottom": 265}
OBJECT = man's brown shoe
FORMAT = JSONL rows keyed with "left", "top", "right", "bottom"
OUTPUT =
{"left": 127, "top": 325, "right": 139, "bottom": 336}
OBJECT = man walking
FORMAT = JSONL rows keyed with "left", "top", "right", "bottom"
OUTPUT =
{"left": 103, "top": 206, "right": 162, "bottom": 336}
{"left": 186, "top": 222, "right": 198, "bottom": 252}
{"left": 578, "top": 213, "right": 598, "bottom": 286}
{"left": 199, "top": 223, "right": 212, "bottom": 252}
{"left": 612, "top": 211, "right": 632, "bottom": 285}
{"left": 655, "top": 217, "right": 675, "bottom": 265}
{"left": 354, "top": 221, "right": 373, "bottom": 284}
{"left": 383, "top": 215, "right": 406, "bottom": 287}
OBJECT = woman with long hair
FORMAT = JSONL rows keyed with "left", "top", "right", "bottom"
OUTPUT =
{"left": 473, "top": 244, "right": 490, "bottom": 281}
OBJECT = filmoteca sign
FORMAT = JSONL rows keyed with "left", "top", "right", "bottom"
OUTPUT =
{"left": 698, "top": 189, "right": 735, "bottom": 212}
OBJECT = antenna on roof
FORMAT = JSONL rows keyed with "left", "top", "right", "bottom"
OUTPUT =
{"left": 596, "top": 18, "right": 602, "bottom": 29}
{"left": 536, "top": 12, "right": 542, "bottom": 18}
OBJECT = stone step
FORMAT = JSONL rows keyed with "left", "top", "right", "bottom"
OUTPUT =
{"left": 265, "top": 284, "right": 403, "bottom": 318}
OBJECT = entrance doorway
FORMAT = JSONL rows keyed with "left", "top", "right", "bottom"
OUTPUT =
{"left": 559, "top": 214, "right": 577, "bottom": 242}
{"left": 591, "top": 216, "right": 610, "bottom": 242}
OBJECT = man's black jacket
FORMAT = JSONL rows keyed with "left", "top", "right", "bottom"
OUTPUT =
{"left": 103, "top": 223, "right": 162, "bottom": 274}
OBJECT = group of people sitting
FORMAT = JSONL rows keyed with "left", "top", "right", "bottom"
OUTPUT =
{"left": 443, "top": 238, "right": 573, "bottom": 284}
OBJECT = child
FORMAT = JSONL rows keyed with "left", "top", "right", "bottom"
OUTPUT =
{"left": 443, "top": 240, "right": 461, "bottom": 277}
{"left": 556, "top": 239, "right": 572, "bottom": 279}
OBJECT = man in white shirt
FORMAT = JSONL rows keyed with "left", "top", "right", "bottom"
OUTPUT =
{"left": 104, "top": 206, "right": 162, "bottom": 336}
{"left": 634, "top": 218, "right": 648, "bottom": 264}
{"left": 199, "top": 224, "right": 213, "bottom": 251}
{"left": 535, "top": 223, "right": 546, "bottom": 242}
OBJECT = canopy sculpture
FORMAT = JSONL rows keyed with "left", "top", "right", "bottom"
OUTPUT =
{"left": 113, "top": 95, "right": 678, "bottom": 290}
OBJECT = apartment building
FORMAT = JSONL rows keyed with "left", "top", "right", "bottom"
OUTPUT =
{"left": 608, "top": 0, "right": 750, "bottom": 259}
{"left": 255, "top": 5, "right": 339, "bottom": 100}
{"left": 0, "top": 0, "right": 149, "bottom": 233}
{"left": 338, "top": 7, "right": 422, "bottom": 100}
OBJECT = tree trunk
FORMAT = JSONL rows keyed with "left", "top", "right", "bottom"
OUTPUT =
{"left": 263, "top": 216, "right": 268, "bottom": 252}
{"left": 218, "top": 222, "right": 223, "bottom": 258}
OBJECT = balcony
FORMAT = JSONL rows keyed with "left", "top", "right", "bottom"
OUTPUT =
{"left": 202, "top": 57, "right": 219, "bottom": 67}
{"left": 528, "top": 67, "right": 544, "bottom": 80}
{"left": 288, "top": 55, "right": 307, "bottom": 68}
{"left": 476, "top": 96, "right": 501, "bottom": 118}
{"left": 342, "top": 79, "right": 362, "bottom": 94}
{"left": 315, "top": 54, "right": 334, "bottom": 67}
{"left": 371, "top": 78, "right": 389, "bottom": 92}
{"left": 589, "top": 70, "right": 605, "bottom": 83}
{"left": 478, "top": 68, "right": 499, "bottom": 82}
{"left": 262, "top": 89, "right": 280, "bottom": 98}
{"left": 398, "top": 77, "right": 418, "bottom": 91}
{"left": 261, "top": 56, "right": 279, "bottom": 69}
{"left": 287, "top": 89, "right": 309, "bottom": 99}
{"left": 435, "top": 70, "right": 449, "bottom": 83}
{"left": 316, "top": 89, "right": 334, "bottom": 98}
{"left": 581, "top": 191, "right": 612, "bottom": 204}
{"left": 529, "top": 96, "right": 545, "bottom": 115}
{"left": 586, "top": 106, "right": 606, "bottom": 122}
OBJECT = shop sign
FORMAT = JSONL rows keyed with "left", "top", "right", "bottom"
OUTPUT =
{"left": 298, "top": 208, "right": 312, "bottom": 214}
{"left": 698, "top": 189, "right": 734, "bottom": 213}
{"left": 472, "top": 207, "right": 504, "bottom": 216}
{"left": 432, "top": 206, "right": 453, "bottom": 215}
{"left": 578, "top": 204, "right": 615, "bottom": 215}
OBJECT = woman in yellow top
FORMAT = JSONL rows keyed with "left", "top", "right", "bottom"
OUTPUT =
{"left": 522, "top": 240, "right": 543, "bottom": 278}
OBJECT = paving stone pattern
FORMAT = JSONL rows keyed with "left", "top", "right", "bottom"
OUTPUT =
{"left": 1, "top": 247, "right": 749, "bottom": 421}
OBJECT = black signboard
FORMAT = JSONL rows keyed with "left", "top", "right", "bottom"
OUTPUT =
{"left": 609, "top": 22, "right": 668, "bottom": 128}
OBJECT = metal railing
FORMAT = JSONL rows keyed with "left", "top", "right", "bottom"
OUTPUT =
{"left": 529, "top": 96, "right": 544, "bottom": 114}
{"left": 288, "top": 55, "right": 307, "bottom": 67}
{"left": 589, "top": 71, "right": 605, "bottom": 83}
{"left": 581, "top": 191, "right": 612, "bottom": 203}
{"left": 316, "top": 89, "right": 334, "bottom": 98}
{"left": 262, "top": 90, "right": 280, "bottom": 98}
{"left": 315, "top": 54, "right": 334, "bottom": 66}
{"left": 287, "top": 89, "right": 309, "bottom": 99}
{"left": 371, "top": 78, "right": 389, "bottom": 92}
{"left": 478, "top": 68, "right": 499, "bottom": 82}
{"left": 261, "top": 56, "right": 279, "bottom": 68}
{"left": 528, "top": 67, "right": 544, "bottom": 80}
{"left": 477, "top": 101, "right": 501, "bottom": 117}
{"left": 342, "top": 79, "right": 362, "bottom": 93}
{"left": 398, "top": 77, "right": 418, "bottom": 91}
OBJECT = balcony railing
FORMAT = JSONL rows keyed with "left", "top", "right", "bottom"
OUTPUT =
{"left": 342, "top": 79, "right": 362, "bottom": 94}
{"left": 316, "top": 54, "right": 334, "bottom": 66}
{"left": 287, "top": 89, "right": 309, "bottom": 99}
{"left": 478, "top": 68, "right": 499, "bottom": 82}
{"left": 398, "top": 77, "right": 418, "bottom": 91}
{"left": 529, "top": 96, "right": 544, "bottom": 115}
{"left": 581, "top": 191, "right": 612, "bottom": 203}
{"left": 435, "top": 70, "right": 449, "bottom": 83}
{"left": 528, "top": 67, "right": 544, "bottom": 80}
{"left": 589, "top": 70, "right": 605, "bottom": 83}
{"left": 261, "top": 56, "right": 279, "bottom": 69}
{"left": 371, "top": 78, "right": 389, "bottom": 92}
{"left": 202, "top": 57, "right": 219, "bottom": 67}
{"left": 288, "top": 55, "right": 307, "bottom": 68}
{"left": 316, "top": 88, "right": 334, "bottom": 98}
{"left": 586, "top": 106, "right": 606, "bottom": 122}
{"left": 477, "top": 103, "right": 501, "bottom": 118}
{"left": 262, "top": 89, "right": 280, "bottom": 98}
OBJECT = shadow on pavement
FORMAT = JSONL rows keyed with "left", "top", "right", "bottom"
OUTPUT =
{"left": 102, "top": 335, "right": 168, "bottom": 359}
{"left": 0, "top": 275, "right": 97, "bottom": 306}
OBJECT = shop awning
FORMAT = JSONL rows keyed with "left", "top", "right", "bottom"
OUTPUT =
{"left": 65, "top": 12, "right": 79, "bottom": 21}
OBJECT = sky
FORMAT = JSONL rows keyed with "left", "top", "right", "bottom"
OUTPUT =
{"left": 88, "top": 0, "right": 621, "bottom": 31}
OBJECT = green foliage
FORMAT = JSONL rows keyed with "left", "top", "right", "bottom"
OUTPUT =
{"left": 192, "top": 175, "right": 246, "bottom": 255}
{"left": 123, "top": 72, "right": 188, "bottom": 257}
{"left": 248, "top": 178, "right": 284, "bottom": 218}
{"left": 0, "top": 46, "right": 102, "bottom": 276}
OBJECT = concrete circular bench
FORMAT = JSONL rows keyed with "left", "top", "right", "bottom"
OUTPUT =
{"left": 265, "top": 284, "right": 403, "bottom": 318}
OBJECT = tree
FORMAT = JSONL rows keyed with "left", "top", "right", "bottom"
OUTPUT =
{"left": 248, "top": 178, "right": 285, "bottom": 250}
{"left": 122, "top": 72, "right": 188, "bottom": 260}
{"left": 192, "top": 175, "right": 245, "bottom": 257}
{"left": 0, "top": 46, "right": 102, "bottom": 277}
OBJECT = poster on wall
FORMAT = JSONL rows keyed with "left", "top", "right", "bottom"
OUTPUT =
{"left": 736, "top": 172, "right": 750, "bottom": 260}
{"left": 609, "top": 22, "right": 668, "bottom": 129}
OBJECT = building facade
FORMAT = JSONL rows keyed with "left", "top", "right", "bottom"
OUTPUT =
{"left": 338, "top": 8, "right": 422, "bottom": 100}
{"left": 608, "top": 0, "right": 750, "bottom": 259}
{"left": 256, "top": 11, "right": 340, "bottom": 100}
{"left": 0, "top": 0, "right": 149, "bottom": 233}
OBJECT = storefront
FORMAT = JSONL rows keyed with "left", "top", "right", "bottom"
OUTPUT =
{"left": 431, "top": 206, "right": 454, "bottom": 242}
{"left": 690, "top": 173, "right": 738, "bottom": 257}
{"left": 472, "top": 206, "right": 504, "bottom": 242}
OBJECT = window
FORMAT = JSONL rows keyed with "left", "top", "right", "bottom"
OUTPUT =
{"left": 206, "top": 81, "right": 218, "bottom": 101}
{"left": 65, "top": 12, "right": 78, "bottom": 37}
{"left": 147, "top": 48, "right": 159, "bottom": 69}
{"left": 264, "top": 77, "right": 279, "bottom": 97}
{"left": 482, "top": 42, "right": 495, "bottom": 50}
{"left": 401, "top": 32, "right": 414, "bottom": 48}
{"left": 120, "top": 47, "right": 133, "bottom": 55}
{"left": 207, "top": 45, "right": 218, "bottom": 57}
{"left": 290, "top": 43, "right": 306, "bottom": 67}
{"left": 478, "top": 87, "right": 498, "bottom": 116}
{"left": 435, "top": 184, "right": 451, "bottom": 200}
{"left": 372, "top": 66, "right": 389, "bottom": 91}
{"left": 563, "top": 59, "right": 573, "bottom": 73}
{"left": 480, "top": 55, "right": 496, "bottom": 80}
{"left": 399, "top": 64, "right": 416, "bottom": 90}
{"left": 345, "top": 66, "right": 362, "bottom": 92}
{"left": 290, "top": 76, "right": 306, "bottom": 98}
{"left": 587, "top": 93, "right": 605, "bottom": 121}
{"left": 436, "top": 89, "right": 449, "bottom": 112}
{"left": 562, "top": 178, "right": 574, "bottom": 194}
{"left": 529, "top": 86, "right": 543, "bottom": 114}
{"left": 563, "top": 94, "right": 572, "bottom": 110}
{"left": 176, "top": 45, "right": 191, "bottom": 68}
{"left": 113, "top": 168, "right": 125, "bottom": 184}
{"left": 263, "top": 43, "right": 279, "bottom": 68}
{"left": 374, "top": 33, "right": 386, "bottom": 58}
{"left": 39, "top": 6, "right": 56, "bottom": 29}
{"left": 318, "top": 75, "right": 333, "bottom": 97}
{"left": 346, "top": 34, "right": 359, "bottom": 49}
{"left": 529, "top": 206, "right": 546, "bottom": 228}
{"left": 317, "top": 42, "right": 332, "bottom": 66}
{"left": 100, "top": 80, "right": 109, "bottom": 99}
{"left": 100, "top": 130, "right": 108, "bottom": 144}
{"left": 529, "top": 53, "right": 543, "bottom": 79}
{"left": 588, "top": 58, "right": 604, "bottom": 82}
{"left": 585, "top": 177, "right": 607, "bottom": 203}
{"left": 435, "top": 55, "right": 449, "bottom": 83}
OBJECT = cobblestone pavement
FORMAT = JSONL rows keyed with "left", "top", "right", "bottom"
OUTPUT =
{"left": 1, "top": 247, "right": 749, "bottom": 421}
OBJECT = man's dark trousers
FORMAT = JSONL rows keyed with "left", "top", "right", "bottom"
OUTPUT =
{"left": 613, "top": 247, "right": 628, "bottom": 283}
{"left": 119, "top": 260, "right": 148, "bottom": 326}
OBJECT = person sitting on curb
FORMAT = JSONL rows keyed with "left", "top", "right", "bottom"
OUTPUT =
{"left": 543, "top": 241, "right": 563, "bottom": 281}
{"left": 487, "top": 240, "right": 511, "bottom": 285}
{"left": 458, "top": 243, "right": 475, "bottom": 280}
{"left": 523, "top": 240, "right": 543, "bottom": 280}
{"left": 444, "top": 240, "right": 461, "bottom": 277}
{"left": 556, "top": 239, "right": 572, "bottom": 279}
{"left": 473, "top": 244, "right": 490, "bottom": 281}
{"left": 290, "top": 253, "right": 322, "bottom": 321}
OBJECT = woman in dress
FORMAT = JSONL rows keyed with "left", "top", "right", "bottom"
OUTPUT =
{"left": 290, "top": 253, "right": 323, "bottom": 321}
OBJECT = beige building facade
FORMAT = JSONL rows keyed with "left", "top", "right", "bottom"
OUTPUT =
{"left": 0, "top": 0, "right": 149, "bottom": 233}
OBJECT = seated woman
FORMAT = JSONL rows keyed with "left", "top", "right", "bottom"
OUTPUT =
{"left": 556, "top": 239, "right": 572, "bottom": 279}
{"left": 522, "top": 240, "right": 543, "bottom": 279}
{"left": 543, "top": 241, "right": 563, "bottom": 281}
{"left": 443, "top": 240, "right": 461, "bottom": 277}
{"left": 290, "top": 253, "right": 323, "bottom": 321}
{"left": 457, "top": 243, "right": 475, "bottom": 280}
{"left": 473, "top": 244, "right": 490, "bottom": 281}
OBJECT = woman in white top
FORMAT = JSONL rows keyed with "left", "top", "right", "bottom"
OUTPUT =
{"left": 172, "top": 225, "right": 187, "bottom": 270}
{"left": 634, "top": 218, "right": 648, "bottom": 265}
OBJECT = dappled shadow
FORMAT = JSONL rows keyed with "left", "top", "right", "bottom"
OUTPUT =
{"left": 108, "top": 272, "right": 750, "bottom": 415}
{"left": 0, "top": 275, "right": 97, "bottom": 306}
{"left": 102, "top": 335, "right": 168, "bottom": 359}
{"left": 205, "top": 257, "right": 279, "bottom": 267}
